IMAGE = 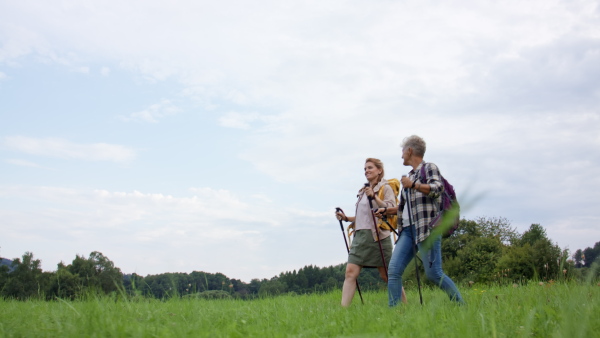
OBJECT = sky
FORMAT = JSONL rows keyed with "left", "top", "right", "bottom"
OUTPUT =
{"left": 1, "top": 0, "right": 599, "bottom": 282}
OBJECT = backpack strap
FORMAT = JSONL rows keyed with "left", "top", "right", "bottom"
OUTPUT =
{"left": 347, "top": 222, "right": 355, "bottom": 248}
{"left": 419, "top": 161, "right": 428, "bottom": 183}
{"left": 418, "top": 161, "right": 442, "bottom": 213}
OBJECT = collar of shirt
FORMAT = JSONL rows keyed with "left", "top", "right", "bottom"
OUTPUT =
{"left": 409, "top": 161, "right": 425, "bottom": 177}
{"left": 357, "top": 178, "right": 388, "bottom": 195}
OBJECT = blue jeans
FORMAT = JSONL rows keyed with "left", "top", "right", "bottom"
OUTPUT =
{"left": 388, "top": 225, "right": 464, "bottom": 306}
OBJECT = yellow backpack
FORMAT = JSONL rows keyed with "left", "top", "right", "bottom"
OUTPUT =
{"left": 377, "top": 178, "right": 400, "bottom": 231}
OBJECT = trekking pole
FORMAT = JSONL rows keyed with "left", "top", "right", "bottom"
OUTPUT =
{"left": 364, "top": 183, "right": 389, "bottom": 280}
{"left": 335, "top": 207, "right": 364, "bottom": 305}
{"left": 381, "top": 215, "right": 399, "bottom": 238}
{"left": 403, "top": 177, "right": 424, "bottom": 305}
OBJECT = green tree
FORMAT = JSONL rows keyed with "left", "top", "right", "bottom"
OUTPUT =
{"left": 475, "top": 216, "right": 518, "bottom": 244}
{"left": 442, "top": 217, "right": 516, "bottom": 261}
{"left": 206, "top": 272, "right": 229, "bottom": 290}
{"left": 442, "top": 217, "right": 515, "bottom": 283}
{"left": 294, "top": 269, "right": 309, "bottom": 292}
{"left": 573, "top": 249, "right": 584, "bottom": 268}
{"left": 497, "top": 244, "right": 534, "bottom": 282}
{"left": 258, "top": 278, "right": 287, "bottom": 296}
{"left": 188, "top": 271, "right": 210, "bottom": 292}
{"left": 443, "top": 219, "right": 479, "bottom": 256}
{"left": 123, "top": 273, "right": 145, "bottom": 296}
{"left": 229, "top": 278, "right": 249, "bottom": 298}
{"left": 582, "top": 242, "right": 600, "bottom": 268}
{"left": 519, "top": 223, "right": 547, "bottom": 247}
{"left": 88, "top": 251, "right": 123, "bottom": 293}
{"left": 66, "top": 251, "right": 123, "bottom": 294}
{"left": 0, "top": 264, "right": 9, "bottom": 292}
{"left": 530, "top": 238, "right": 562, "bottom": 280}
{"left": 2, "top": 252, "right": 47, "bottom": 300}
{"left": 324, "top": 276, "right": 339, "bottom": 291}
{"left": 47, "top": 264, "right": 80, "bottom": 300}
{"left": 453, "top": 237, "right": 503, "bottom": 283}
{"left": 197, "top": 290, "right": 231, "bottom": 299}
{"left": 248, "top": 278, "right": 263, "bottom": 295}
{"left": 510, "top": 224, "right": 563, "bottom": 280}
{"left": 147, "top": 273, "right": 178, "bottom": 298}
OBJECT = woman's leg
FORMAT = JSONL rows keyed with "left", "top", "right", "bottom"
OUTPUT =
{"left": 388, "top": 226, "right": 415, "bottom": 307}
{"left": 377, "top": 263, "right": 407, "bottom": 304}
{"left": 341, "top": 263, "right": 362, "bottom": 307}
{"left": 419, "top": 236, "right": 465, "bottom": 304}
{"left": 377, "top": 235, "right": 393, "bottom": 283}
{"left": 377, "top": 266, "right": 388, "bottom": 282}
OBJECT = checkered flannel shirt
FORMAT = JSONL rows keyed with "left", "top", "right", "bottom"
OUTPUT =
{"left": 398, "top": 161, "right": 444, "bottom": 243}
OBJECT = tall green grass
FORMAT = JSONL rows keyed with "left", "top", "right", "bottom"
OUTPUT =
{"left": 1, "top": 282, "right": 598, "bottom": 337}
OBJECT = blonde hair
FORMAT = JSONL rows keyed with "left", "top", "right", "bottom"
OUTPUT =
{"left": 365, "top": 157, "right": 385, "bottom": 183}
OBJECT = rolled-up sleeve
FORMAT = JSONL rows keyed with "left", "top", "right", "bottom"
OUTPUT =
{"left": 425, "top": 163, "right": 444, "bottom": 198}
{"left": 382, "top": 185, "right": 397, "bottom": 207}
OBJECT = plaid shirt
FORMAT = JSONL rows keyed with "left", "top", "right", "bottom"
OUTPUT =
{"left": 398, "top": 161, "right": 444, "bottom": 243}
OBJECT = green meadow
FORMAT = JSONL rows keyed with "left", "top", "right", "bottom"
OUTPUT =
{"left": 1, "top": 282, "right": 598, "bottom": 337}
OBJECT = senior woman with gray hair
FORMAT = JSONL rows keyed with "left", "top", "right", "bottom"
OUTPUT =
{"left": 377, "top": 135, "right": 465, "bottom": 307}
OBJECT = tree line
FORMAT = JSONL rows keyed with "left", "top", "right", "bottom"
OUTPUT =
{"left": 572, "top": 242, "right": 600, "bottom": 268}
{"left": 1, "top": 217, "right": 598, "bottom": 300}
{"left": 0, "top": 251, "right": 123, "bottom": 300}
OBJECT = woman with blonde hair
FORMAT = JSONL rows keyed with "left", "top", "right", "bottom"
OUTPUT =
{"left": 335, "top": 158, "right": 407, "bottom": 307}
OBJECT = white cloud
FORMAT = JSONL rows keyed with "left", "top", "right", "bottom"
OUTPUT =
{"left": 2, "top": 1, "right": 597, "bottom": 114}
{"left": 218, "top": 112, "right": 257, "bottom": 130}
{"left": 218, "top": 112, "right": 279, "bottom": 130}
{"left": 0, "top": 185, "right": 331, "bottom": 281}
{"left": 120, "top": 99, "right": 180, "bottom": 123}
{"left": 5, "top": 158, "right": 44, "bottom": 168}
{"left": 3, "top": 136, "right": 136, "bottom": 163}
{"left": 100, "top": 66, "right": 110, "bottom": 76}
{"left": 75, "top": 66, "right": 89, "bottom": 74}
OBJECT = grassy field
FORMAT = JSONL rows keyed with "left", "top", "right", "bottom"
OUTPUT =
{"left": 1, "top": 282, "right": 598, "bottom": 337}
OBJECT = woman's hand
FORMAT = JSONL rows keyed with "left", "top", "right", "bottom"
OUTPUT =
{"left": 400, "top": 176, "right": 413, "bottom": 189}
{"left": 364, "top": 186, "right": 375, "bottom": 198}
{"left": 335, "top": 210, "right": 348, "bottom": 222}
{"left": 373, "top": 208, "right": 385, "bottom": 219}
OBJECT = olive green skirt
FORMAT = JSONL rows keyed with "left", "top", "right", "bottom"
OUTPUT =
{"left": 348, "top": 229, "right": 392, "bottom": 268}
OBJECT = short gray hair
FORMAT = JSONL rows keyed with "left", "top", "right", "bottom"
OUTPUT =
{"left": 401, "top": 135, "right": 426, "bottom": 157}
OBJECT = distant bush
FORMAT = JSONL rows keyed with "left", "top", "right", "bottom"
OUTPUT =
{"left": 196, "top": 290, "right": 231, "bottom": 300}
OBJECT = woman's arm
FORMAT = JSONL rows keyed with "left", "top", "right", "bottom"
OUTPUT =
{"left": 372, "top": 184, "right": 396, "bottom": 208}
{"left": 421, "top": 163, "right": 443, "bottom": 198}
{"left": 335, "top": 210, "right": 355, "bottom": 222}
{"left": 381, "top": 185, "right": 396, "bottom": 207}
{"left": 374, "top": 206, "right": 398, "bottom": 217}
{"left": 372, "top": 185, "right": 399, "bottom": 217}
